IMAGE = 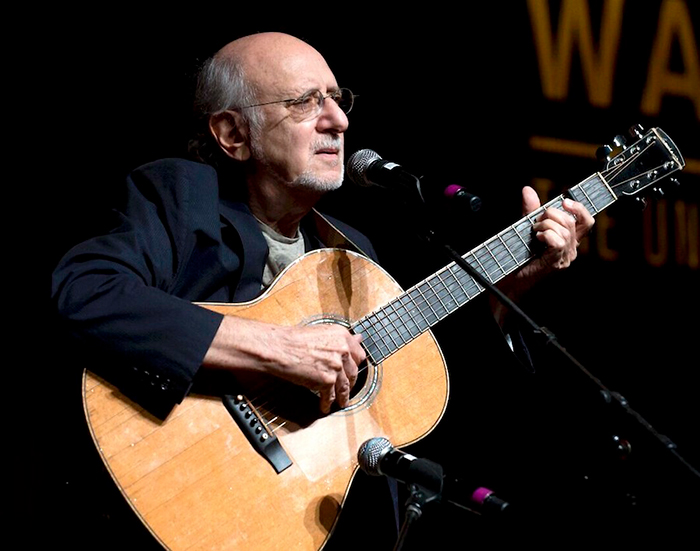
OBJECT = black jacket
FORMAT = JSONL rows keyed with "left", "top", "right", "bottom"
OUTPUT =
{"left": 51, "top": 157, "right": 377, "bottom": 416}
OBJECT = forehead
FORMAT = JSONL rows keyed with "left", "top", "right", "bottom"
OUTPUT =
{"left": 242, "top": 38, "right": 338, "bottom": 97}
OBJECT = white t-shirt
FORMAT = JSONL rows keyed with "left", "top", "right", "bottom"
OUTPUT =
{"left": 256, "top": 219, "right": 306, "bottom": 290}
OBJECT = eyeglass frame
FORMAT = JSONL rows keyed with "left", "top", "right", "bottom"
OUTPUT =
{"left": 236, "top": 88, "right": 356, "bottom": 117}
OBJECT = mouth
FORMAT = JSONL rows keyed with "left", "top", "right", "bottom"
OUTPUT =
{"left": 314, "top": 149, "right": 343, "bottom": 168}
{"left": 313, "top": 136, "right": 343, "bottom": 158}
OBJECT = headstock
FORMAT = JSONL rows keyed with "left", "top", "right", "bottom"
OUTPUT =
{"left": 596, "top": 126, "right": 684, "bottom": 206}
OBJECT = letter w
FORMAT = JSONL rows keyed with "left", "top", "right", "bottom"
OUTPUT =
{"left": 528, "top": 0, "right": 625, "bottom": 106}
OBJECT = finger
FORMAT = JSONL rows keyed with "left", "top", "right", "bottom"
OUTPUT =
{"left": 521, "top": 186, "right": 541, "bottom": 216}
{"left": 344, "top": 354, "right": 359, "bottom": 389}
{"left": 335, "top": 363, "right": 352, "bottom": 408}
{"left": 532, "top": 215, "right": 577, "bottom": 269}
{"left": 538, "top": 206, "right": 577, "bottom": 229}
{"left": 319, "top": 386, "right": 335, "bottom": 414}
{"left": 349, "top": 333, "right": 366, "bottom": 366}
{"left": 533, "top": 216, "right": 574, "bottom": 246}
{"left": 536, "top": 226, "right": 569, "bottom": 248}
{"left": 562, "top": 198, "right": 595, "bottom": 240}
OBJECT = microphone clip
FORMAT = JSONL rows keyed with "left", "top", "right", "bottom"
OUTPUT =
{"left": 402, "top": 456, "right": 445, "bottom": 502}
{"left": 403, "top": 457, "right": 444, "bottom": 520}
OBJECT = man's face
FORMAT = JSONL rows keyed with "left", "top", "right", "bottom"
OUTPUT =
{"left": 245, "top": 45, "right": 349, "bottom": 193}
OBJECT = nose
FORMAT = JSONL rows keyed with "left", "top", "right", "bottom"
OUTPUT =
{"left": 317, "top": 95, "right": 349, "bottom": 133}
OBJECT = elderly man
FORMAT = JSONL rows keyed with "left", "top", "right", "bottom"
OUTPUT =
{"left": 52, "top": 32, "right": 593, "bottom": 550}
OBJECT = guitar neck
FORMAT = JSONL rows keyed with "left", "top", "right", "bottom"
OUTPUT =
{"left": 352, "top": 126, "right": 685, "bottom": 365}
{"left": 352, "top": 173, "right": 616, "bottom": 365}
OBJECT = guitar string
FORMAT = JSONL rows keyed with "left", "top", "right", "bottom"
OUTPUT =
{"left": 601, "top": 136, "right": 664, "bottom": 193}
{"left": 237, "top": 138, "right": 666, "bottom": 431}
{"left": 351, "top": 166, "right": 625, "bottom": 366}
{"left": 361, "top": 142, "right": 659, "bottom": 406}
{"left": 249, "top": 193, "right": 598, "bottom": 430}
{"left": 355, "top": 139, "right": 668, "bottom": 400}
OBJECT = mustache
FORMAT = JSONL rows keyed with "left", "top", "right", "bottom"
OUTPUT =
{"left": 313, "top": 136, "right": 343, "bottom": 151}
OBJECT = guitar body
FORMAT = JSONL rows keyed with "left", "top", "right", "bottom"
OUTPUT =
{"left": 83, "top": 249, "right": 449, "bottom": 550}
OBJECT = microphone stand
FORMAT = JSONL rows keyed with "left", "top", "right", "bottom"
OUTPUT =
{"left": 393, "top": 458, "right": 444, "bottom": 551}
{"left": 395, "top": 483, "right": 439, "bottom": 551}
{"left": 400, "top": 180, "right": 700, "bottom": 488}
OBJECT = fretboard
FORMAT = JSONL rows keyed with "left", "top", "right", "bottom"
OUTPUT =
{"left": 352, "top": 173, "right": 616, "bottom": 365}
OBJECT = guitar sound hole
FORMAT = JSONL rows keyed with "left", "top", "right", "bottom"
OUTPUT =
{"left": 304, "top": 317, "right": 380, "bottom": 412}
{"left": 349, "top": 359, "right": 370, "bottom": 401}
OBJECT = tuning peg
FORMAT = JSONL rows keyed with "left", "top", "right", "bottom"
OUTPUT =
{"left": 596, "top": 144, "right": 613, "bottom": 162}
{"left": 634, "top": 196, "right": 647, "bottom": 209}
{"left": 653, "top": 178, "right": 681, "bottom": 199}
{"left": 629, "top": 124, "right": 644, "bottom": 140}
{"left": 613, "top": 135, "right": 627, "bottom": 149}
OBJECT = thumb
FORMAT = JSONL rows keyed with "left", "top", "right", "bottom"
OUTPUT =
{"left": 521, "top": 186, "right": 542, "bottom": 216}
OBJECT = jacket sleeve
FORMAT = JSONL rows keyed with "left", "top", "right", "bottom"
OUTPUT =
{"left": 51, "top": 160, "right": 225, "bottom": 416}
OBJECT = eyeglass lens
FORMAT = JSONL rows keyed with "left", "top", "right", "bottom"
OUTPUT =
{"left": 293, "top": 89, "right": 354, "bottom": 116}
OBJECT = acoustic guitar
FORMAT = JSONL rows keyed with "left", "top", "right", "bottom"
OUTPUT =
{"left": 82, "top": 126, "right": 684, "bottom": 550}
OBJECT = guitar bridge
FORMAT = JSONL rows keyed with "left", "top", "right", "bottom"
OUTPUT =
{"left": 222, "top": 394, "right": 292, "bottom": 474}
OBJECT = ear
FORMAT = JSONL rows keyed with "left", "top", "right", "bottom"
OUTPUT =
{"left": 209, "top": 110, "right": 251, "bottom": 161}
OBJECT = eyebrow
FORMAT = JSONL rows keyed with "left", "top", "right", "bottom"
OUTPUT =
{"left": 293, "top": 85, "right": 341, "bottom": 96}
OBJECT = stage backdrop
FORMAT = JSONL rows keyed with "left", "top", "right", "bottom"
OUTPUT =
{"left": 42, "top": 0, "right": 698, "bottom": 546}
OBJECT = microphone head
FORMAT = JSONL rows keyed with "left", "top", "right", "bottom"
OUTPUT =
{"left": 357, "top": 436, "right": 392, "bottom": 475}
{"left": 347, "top": 149, "right": 382, "bottom": 187}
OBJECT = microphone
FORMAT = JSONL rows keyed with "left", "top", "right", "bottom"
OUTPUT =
{"left": 358, "top": 437, "right": 509, "bottom": 515}
{"left": 347, "top": 149, "right": 422, "bottom": 192}
{"left": 347, "top": 149, "right": 481, "bottom": 211}
{"left": 444, "top": 184, "right": 482, "bottom": 213}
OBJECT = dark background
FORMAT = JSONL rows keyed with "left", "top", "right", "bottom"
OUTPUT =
{"left": 33, "top": 2, "right": 698, "bottom": 548}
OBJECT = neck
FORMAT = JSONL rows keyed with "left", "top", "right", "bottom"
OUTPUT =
{"left": 246, "top": 181, "right": 323, "bottom": 238}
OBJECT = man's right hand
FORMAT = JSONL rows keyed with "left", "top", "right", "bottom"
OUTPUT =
{"left": 203, "top": 316, "right": 366, "bottom": 413}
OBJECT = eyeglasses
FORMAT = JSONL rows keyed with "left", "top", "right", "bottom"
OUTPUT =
{"left": 238, "top": 88, "right": 356, "bottom": 120}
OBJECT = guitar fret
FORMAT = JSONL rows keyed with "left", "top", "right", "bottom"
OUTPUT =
{"left": 363, "top": 345, "right": 380, "bottom": 365}
{"left": 365, "top": 313, "right": 393, "bottom": 359}
{"left": 383, "top": 303, "right": 411, "bottom": 344}
{"left": 392, "top": 298, "right": 423, "bottom": 339}
{"left": 410, "top": 285, "right": 439, "bottom": 325}
{"left": 382, "top": 312, "right": 404, "bottom": 350}
{"left": 373, "top": 311, "right": 400, "bottom": 354}
{"left": 474, "top": 244, "right": 503, "bottom": 280}
{"left": 511, "top": 221, "right": 534, "bottom": 258}
{"left": 372, "top": 310, "right": 401, "bottom": 353}
{"left": 527, "top": 211, "right": 540, "bottom": 226}
{"left": 569, "top": 175, "right": 616, "bottom": 215}
{"left": 357, "top": 328, "right": 382, "bottom": 362}
{"left": 356, "top": 291, "right": 431, "bottom": 362}
{"left": 435, "top": 268, "right": 460, "bottom": 311}
{"left": 497, "top": 233, "right": 521, "bottom": 272}
{"left": 354, "top": 316, "right": 387, "bottom": 362}
{"left": 487, "top": 235, "right": 518, "bottom": 275}
{"left": 573, "top": 184, "right": 597, "bottom": 214}
{"left": 450, "top": 263, "right": 482, "bottom": 299}
{"left": 424, "top": 279, "right": 450, "bottom": 320}
{"left": 467, "top": 251, "right": 494, "bottom": 283}
{"left": 442, "top": 267, "right": 468, "bottom": 305}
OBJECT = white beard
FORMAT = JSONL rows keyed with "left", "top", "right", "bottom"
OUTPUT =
{"left": 292, "top": 134, "right": 345, "bottom": 192}
{"left": 250, "top": 131, "right": 345, "bottom": 193}
{"left": 292, "top": 164, "right": 344, "bottom": 193}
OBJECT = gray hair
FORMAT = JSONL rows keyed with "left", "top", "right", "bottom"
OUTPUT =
{"left": 188, "top": 53, "right": 262, "bottom": 167}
